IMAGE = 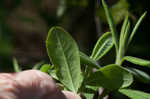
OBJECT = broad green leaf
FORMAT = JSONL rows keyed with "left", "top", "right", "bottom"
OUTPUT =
{"left": 128, "top": 12, "right": 147, "bottom": 45}
{"left": 87, "top": 64, "right": 133, "bottom": 90}
{"left": 91, "top": 32, "right": 113, "bottom": 61}
{"left": 46, "top": 27, "right": 82, "bottom": 93}
{"left": 13, "top": 58, "right": 22, "bottom": 72}
{"left": 122, "top": 56, "right": 150, "bottom": 68}
{"left": 40, "top": 64, "right": 52, "bottom": 73}
{"left": 119, "top": 89, "right": 150, "bottom": 99}
{"left": 80, "top": 51, "right": 100, "bottom": 68}
{"left": 126, "top": 67, "right": 150, "bottom": 83}
{"left": 102, "top": 0, "right": 119, "bottom": 50}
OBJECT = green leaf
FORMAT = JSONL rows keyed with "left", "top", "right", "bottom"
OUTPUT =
{"left": 87, "top": 64, "right": 133, "bottom": 90}
{"left": 126, "top": 67, "right": 150, "bottom": 83}
{"left": 122, "top": 56, "right": 150, "bottom": 68}
{"left": 13, "top": 58, "right": 22, "bottom": 72}
{"left": 48, "top": 69, "right": 59, "bottom": 80}
{"left": 102, "top": 0, "right": 119, "bottom": 50}
{"left": 80, "top": 51, "right": 100, "bottom": 68}
{"left": 32, "top": 61, "right": 44, "bottom": 70}
{"left": 40, "top": 64, "right": 52, "bottom": 73}
{"left": 128, "top": 12, "right": 147, "bottom": 45}
{"left": 119, "top": 14, "right": 129, "bottom": 46}
{"left": 97, "top": 0, "right": 129, "bottom": 25}
{"left": 116, "top": 19, "right": 130, "bottom": 65}
{"left": 119, "top": 89, "right": 150, "bottom": 99}
{"left": 83, "top": 93, "right": 95, "bottom": 99}
{"left": 91, "top": 32, "right": 113, "bottom": 61}
{"left": 123, "top": 21, "right": 130, "bottom": 48}
{"left": 119, "top": 14, "right": 130, "bottom": 49}
{"left": 46, "top": 27, "right": 82, "bottom": 93}
{"left": 82, "top": 85, "right": 98, "bottom": 99}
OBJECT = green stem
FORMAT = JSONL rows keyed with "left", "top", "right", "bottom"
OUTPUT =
{"left": 115, "top": 48, "right": 124, "bottom": 65}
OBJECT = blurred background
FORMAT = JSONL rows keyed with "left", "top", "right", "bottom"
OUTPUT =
{"left": 0, "top": 0, "right": 150, "bottom": 98}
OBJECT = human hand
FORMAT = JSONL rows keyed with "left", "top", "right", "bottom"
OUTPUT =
{"left": 0, "top": 70, "right": 81, "bottom": 99}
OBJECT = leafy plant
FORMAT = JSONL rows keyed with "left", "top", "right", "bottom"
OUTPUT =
{"left": 11, "top": 0, "right": 149, "bottom": 99}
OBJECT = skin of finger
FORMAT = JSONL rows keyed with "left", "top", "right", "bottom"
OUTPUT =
{"left": 0, "top": 73, "right": 19, "bottom": 99}
{"left": 62, "top": 91, "right": 81, "bottom": 99}
{"left": 0, "top": 70, "right": 81, "bottom": 99}
{"left": 15, "top": 70, "right": 58, "bottom": 99}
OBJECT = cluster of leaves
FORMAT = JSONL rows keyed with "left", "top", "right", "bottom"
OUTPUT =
{"left": 13, "top": 0, "right": 150, "bottom": 99}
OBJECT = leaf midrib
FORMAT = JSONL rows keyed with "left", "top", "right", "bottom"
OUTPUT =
{"left": 93, "top": 37, "right": 112, "bottom": 60}
{"left": 55, "top": 30, "right": 76, "bottom": 92}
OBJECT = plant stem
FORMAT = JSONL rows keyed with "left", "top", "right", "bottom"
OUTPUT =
{"left": 115, "top": 48, "right": 124, "bottom": 65}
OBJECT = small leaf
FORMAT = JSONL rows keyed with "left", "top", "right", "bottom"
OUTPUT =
{"left": 13, "top": 58, "right": 22, "bottom": 72}
{"left": 80, "top": 51, "right": 100, "bottom": 68}
{"left": 119, "top": 89, "right": 150, "bottom": 99}
{"left": 87, "top": 64, "right": 133, "bottom": 90}
{"left": 128, "top": 12, "right": 147, "bottom": 45}
{"left": 122, "top": 56, "right": 150, "bottom": 68}
{"left": 123, "top": 21, "right": 130, "bottom": 48}
{"left": 83, "top": 93, "right": 95, "bottom": 99}
{"left": 48, "top": 69, "right": 59, "bottom": 80}
{"left": 102, "top": 0, "right": 119, "bottom": 50}
{"left": 91, "top": 32, "right": 113, "bottom": 61}
{"left": 32, "top": 61, "right": 44, "bottom": 70}
{"left": 126, "top": 67, "right": 150, "bottom": 83}
{"left": 119, "top": 14, "right": 129, "bottom": 46}
{"left": 40, "top": 64, "right": 52, "bottom": 73}
{"left": 82, "top": 85, "right": 98, "bottom": 99}
{"left": 117, "top": 20, "right": 130, "bottom": 63}
{"left": 46, "top": 27, "right": 82, "bottom": 93}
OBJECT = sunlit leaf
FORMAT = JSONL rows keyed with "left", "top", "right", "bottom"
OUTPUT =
{"left": 46, "top": 27, "right": 82, "bottom": 93}
{"left": 91, "top": 32, "right": 113, "bottom": 61}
